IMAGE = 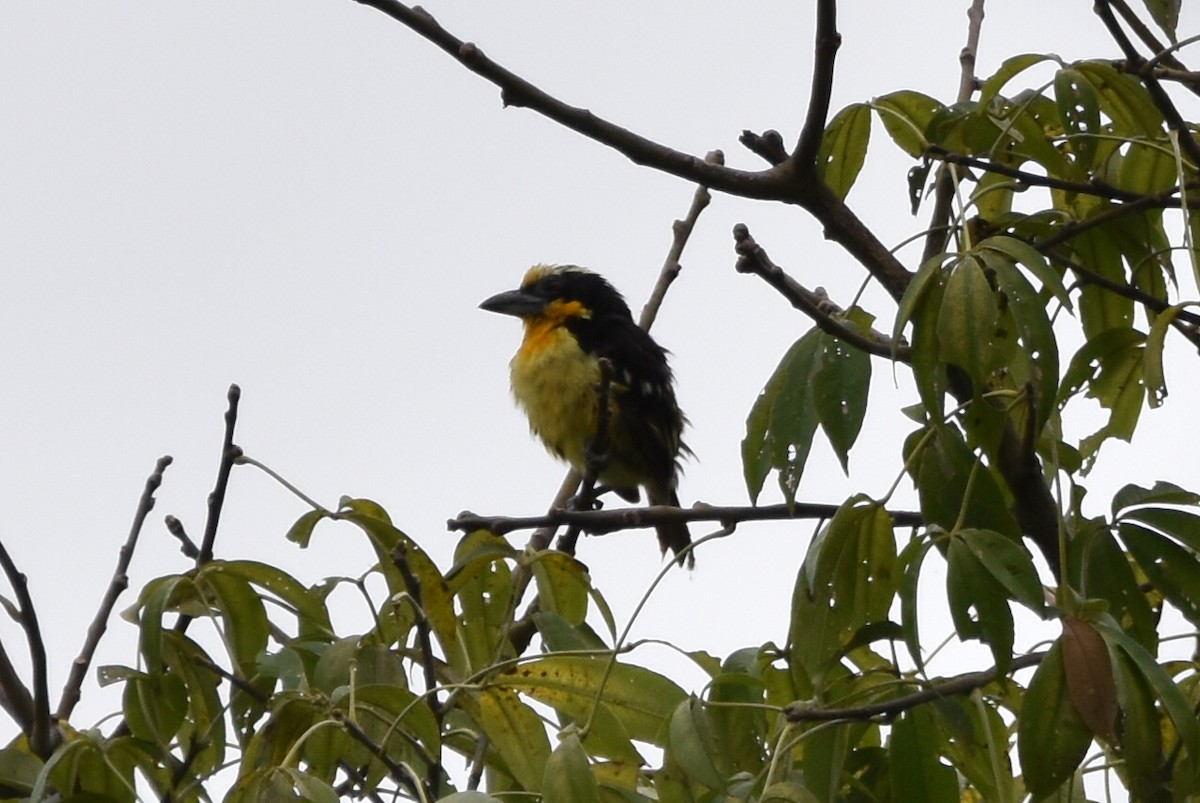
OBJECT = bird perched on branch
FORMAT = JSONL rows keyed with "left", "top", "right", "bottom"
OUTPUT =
{"left": 480, "top": 264, "right": 694, "bottom": 567}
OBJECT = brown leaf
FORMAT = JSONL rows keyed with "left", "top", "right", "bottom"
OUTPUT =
{"left": 1061, "top": 617, "right": 1119, "bottom": 744}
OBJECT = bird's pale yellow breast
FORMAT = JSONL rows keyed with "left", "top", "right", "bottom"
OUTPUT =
{"left": 510, "top": 323, "right": 600, "bottom": 471}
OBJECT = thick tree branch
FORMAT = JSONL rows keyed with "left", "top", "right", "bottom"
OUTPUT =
{"left": 449, "top": 502, "right": 923, "bottom": 537}
{"left": 734, "top": 224, "right": 910, "bottom": 361}
{"left": 57, "top": 455, "right": 173, "bottom": 723}
{"left": 1094, "top": 0, "right": 1200, "bottom": 168}
{"left": 353, "top": 1, "right": 786, "bottom": 199}
{"left": 0, "top": 540, "right": 51, "bottom": 757}
{"left": 0, "top": 638, "right": 33, "bottom": 733}
{"left": 785, "top": 650, "right": 1046, "bottom": 722}
{"left": 791, "top": 0, "right": 840, "bottom": 169}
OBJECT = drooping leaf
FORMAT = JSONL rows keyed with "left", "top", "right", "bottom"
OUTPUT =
{"left": 1061, "top": 617, "right": 1119, "bottom": 744}
{"left": 667, "top": 698, "right": 728, "bottom": 791}
{"left": 1018, "top": 640, "right": 1093, "bottom": 798}
{"left": 890, "top": 708, "right": 958, "bottom": 803}
{"left": 817, "top": 103, "right": 871, "bottom": 200}
{"left": 542, "top": 734, "right": 601, "bottom": 803}
{"left": 979, "top": 54, "right": 1062, "bottom": 107}
{"left": 873, "top": 90, "right": 944, "bottom": 157}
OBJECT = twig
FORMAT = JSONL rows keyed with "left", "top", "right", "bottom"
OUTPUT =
{"left": 785, "top": 650, "right": 1046, "bottom": 722}
{"left": 56, "top": 455, "right": 173, "bottom": 723}
{"left": 638, "top": 150, "right": 721, "bottom": 329}
{"left": 1094, "top": 0, "right": 1200, "bottom": 168}
{"left": 392, "top": 543, "right": 444, "bottom": 798}
{"left": 466, "top": 733, "right": 489, "bottom": 791}
{"left": 0, "top": 540, "right": 51, "bottom": 757}
{"left": 198, "top": 384, "right": 242, "bottom": 567}
{"left": 333, "top": 709, "right": 425, "bottom": 800}
{"left": 925, "top": 145, "right": 1157, "bottom": 203}
{"left": 734, "top": 224, "right": 909, "bottom": 361}
{"left": 164, "top": 515, "right": 199, "bottom": 560}
{"left": 790, "top": 0, "right": 841, "bottom": 170}
{"left": 921, "top": 0, "right": 987, "bottom": 263}
{"left": 449, "top": 501, "right": 923, "bottom": 536}
{"left": 740, "top": 129, "right": 788, "bottom": 166}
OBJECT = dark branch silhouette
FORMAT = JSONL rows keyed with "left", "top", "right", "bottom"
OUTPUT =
{"left": 0, "top": 540, "right": 51, "bottom": 757}
{"left": 450, "top": 502, "right": 923, "bottom": 537}
{"left": 57, "top": 455, "right": 173, "bottom": 723}
{"left": 786, "top": 651, "right": 1046, "bottom": 722}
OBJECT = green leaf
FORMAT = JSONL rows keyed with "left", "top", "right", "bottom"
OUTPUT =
{"left": 1122, "top": 505, "right": 1200, "bottom": 553}
{"left": 530, "top": 550, "right": 591, "bottom": 626}
{"left": 495, "top": 655, "right": 686, "bottom": 746}
{"left": 333, "top": 499, "right": 458, "bottom": 659}
{"left": 123, "top": 671, "right": 188, "bottom": 745}
{"left": 947, "top": 536, "right": 1014, "bottom": 673}
{"left": 1055, "top": 68, "right": 1102, "bottom": 170}
{"left": 789, "top": 498, "right": 898, "bottom": 686}
{"left": 937, "top": 256, "right": 998, "bottom": 388}
{"left": 211, "top": 559, "right": 334, "bottom": 641}
{"left": 1073, "top": 62, "right": 1165, "bottom": 138}
{"left": 979, "top": 249, "right": 1062, "bottom": 434}
{"left": 978, "top": 235, "right": 1073, "bottom": 312}
{"left": 1069, "top": 227, "right": 1135, "bottom": 339}
{"left": 909, "top": 424, "right": 1021, "bottom": 539}
{"left": 1142, "top": 0, "right": 1179, "bottom": 42}
{"left": 872, "top": 90, "right": 944, "bottom": 157}
{"left": 979, "top": 54, "right": 1061, "bottom": 107}
{"left": 741, "top": 330, "right": 822, "bottom": 505}
{"left": 1145, "top": 302, "right": 1195, "bottom": 407}
{"left": 542, "top": 734, "right": 601, "bottom": 803}
{"left": 452, "top": 530, "right": 515, "bottom": 673}
{"left": 1113, "top": 480, "right": 1200, "bottom": 515}
{"left": 813, "top": 327, "right": 871, "bottom": 474}
{"left": 898, "top": 536, "right": 935, "bottom": 672}
{"left": 1108, "top": 646, "right": 1166, "bottom": 801}
{"left": 1119, "top": 522, "right": 1200, "bottom": 626}
{"left": 0, "top": 746, "right": 43, "bottom": 795}
{"left": 890, "top": 709, "right": 959, "bottom": 803}
{"left": 1018, "top": 640, "right": 1092, "bottom": 798}
{"left": 197, "top": 565, "right": 270, "bottom": 681}
{"left": 284, "top": 509, "right": 325, "bottom": 548}
{"left": 466, "top": 688, "right": 550, "bottom": 792}
{"left": 440, "top": 794, "right": 504, "bottom": 803}
{"left": 1071, "top": 527, "right": 1157, "bottom": 652}
{"left": 817, "top": 103, "right": 871, "bottom": 200}
{"left": 959, "top": 529, "right": 1045, "bottom": 614}
{"left": 668, "top": 698, "right": 728, "bottom": 791}
{"left": 1093, "top": 612, "right": 1200, "bottom": 769}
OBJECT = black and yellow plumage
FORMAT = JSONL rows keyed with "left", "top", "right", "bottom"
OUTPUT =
{"left": 480, "top": 265, "right": 693, "bottom": 566}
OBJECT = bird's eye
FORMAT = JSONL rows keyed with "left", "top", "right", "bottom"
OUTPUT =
{"left": 538, "top": 275, "right": 564, "bottom": 297}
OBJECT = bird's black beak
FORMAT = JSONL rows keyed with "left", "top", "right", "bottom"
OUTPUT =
{"left": 479, "top": 288, "right": 547, "bottom": 318}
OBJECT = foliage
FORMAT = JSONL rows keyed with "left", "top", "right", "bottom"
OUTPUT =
{"left": 3, "top": 1, "right": 1200, "bottom": 802}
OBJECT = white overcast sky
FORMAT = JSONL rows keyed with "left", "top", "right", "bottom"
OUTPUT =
{"left": 1, "top": 0, "right": 1198, "bottom": 764}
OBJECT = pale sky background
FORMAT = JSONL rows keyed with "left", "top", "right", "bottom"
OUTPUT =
{"left": 1, "top": 0, "right": 1198, "bottom": 791}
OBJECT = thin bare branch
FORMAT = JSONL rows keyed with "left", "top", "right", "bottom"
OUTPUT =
{"left": 449, "top": 501, "right": 923, "bottom": 537}
{"left": 638, "top": 150, "right": 721, "bottom": 329}
{"left": 926, "top": 144, "right": 1160, "bottom": 203}
{"left": 57, "top": 455, "right": 173, "bottom": 723}
{"left": 734, "top": 224, "right": 910, "bottom": 361}
{"left": 786, "top": 651, "right": 1046, "bottom": 722}
{"left": 198, "top": 384, "right": 242, "bottom": 567}
{"left": 921, "top": 0, "right": 987, "bottom": 263}
{"left": 0, "top": 540, "right": 51, "bottom": 757}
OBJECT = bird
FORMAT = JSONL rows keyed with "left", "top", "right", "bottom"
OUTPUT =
{"left": 480, "top": 264, "right": 694, "bottom": 567}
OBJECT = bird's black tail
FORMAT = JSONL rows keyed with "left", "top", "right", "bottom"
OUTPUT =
{"left": 647, "top": 483, "right": 693, "bottom": 568}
